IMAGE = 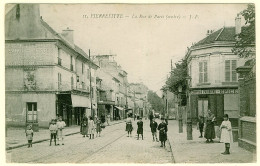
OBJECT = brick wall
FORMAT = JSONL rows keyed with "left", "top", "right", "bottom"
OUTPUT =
{"left": 241, "top": 120, "right": 256, "bottom": 143}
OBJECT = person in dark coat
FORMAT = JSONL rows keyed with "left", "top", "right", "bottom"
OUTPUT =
{"left": 81, "top": 114, "right": 88, "bottom": 137}
{"left": 150, "top": 118, "right": 159, "bottom": 142}
{"left": 158, "top": 117, "right": 168, "bottom": 147}
{"left": 204, "top": 110, "right": 216, "bottom": 143}
{"left": 198, "top": 116, "right": 204, "bottom": 138}
{"left": 137, "top": 118, "right": 144, "bottom": 140}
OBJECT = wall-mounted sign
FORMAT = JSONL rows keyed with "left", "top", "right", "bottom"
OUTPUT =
{"left": 191, "top": 89, "right": 238, "bottom": 95}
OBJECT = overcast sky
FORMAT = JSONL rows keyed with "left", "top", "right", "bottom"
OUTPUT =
{"left": 40, "top": 4, "right": 247, "bottom": 96}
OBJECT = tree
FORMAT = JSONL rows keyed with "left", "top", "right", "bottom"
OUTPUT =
{"left": 232, "top": 4, "right": 255, "bottom": 60}
{"left": 147, "top": 90, "right": 164, "bottom": 113}
{"left": 166, "top": 58, "right": 187, "bottom": 93}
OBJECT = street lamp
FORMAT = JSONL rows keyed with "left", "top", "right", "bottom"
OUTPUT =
{"left": 186, "top": 76, "right": 192, "bottom": 140}
{"left": 178, "top": 85, "right": 183, "bottom": 133}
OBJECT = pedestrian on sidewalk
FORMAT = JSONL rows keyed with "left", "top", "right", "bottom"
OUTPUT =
{"left": 81, "top": 114, "right": 88, "bottom": 137}
{"left": 158, "top": 117, "right": 168, "bottom": 147}
{"left": 204, "top": 110, "right": 215, "bottom": 143}
{"left": 49, "top": 119, "right": 58, "bottom": 146}
{"left": 213, "top": 116, "right": 221, "bottom": 143}
{"left": 88, "top": 116, "right": 95, "bottom": 139}
{"left": 106, "top": 114, "right": 110, "bottom": 126}
{"left": 150, "top": 118, "right": 159, "bottom": 142}
{"left": 96, "top": 117, "right": 102, "bottom": 137}
{"left": 220, "top": 114, "right": 233, "bottom": 155}
{"left": 197, "top": 116, "right": 204, "bottom": 138}
{"left": 137, "top": 117, "right": 143, "bottom": 140}
{"left": 25, "top": 125, "right": 33, "bottom": 148}
{"left": 125, "top": 114, "right": 133, "bottom": 137}
{"left": 56, "top": 116, "right": 66, "bottom": 145}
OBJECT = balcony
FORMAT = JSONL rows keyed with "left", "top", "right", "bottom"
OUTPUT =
{"left": 58, "top": 57, "right": 62, "bottom": 66}
{"left": 56, "top": 81, "right": 90, "bottom": 93}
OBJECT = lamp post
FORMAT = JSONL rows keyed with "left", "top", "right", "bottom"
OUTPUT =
{"left": 186, "top": 76, "right": 193, "bottom": 140}
{"left": 178, "top": 85, "right": 183, "bottom": 133}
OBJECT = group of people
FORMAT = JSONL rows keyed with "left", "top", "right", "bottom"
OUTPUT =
{"left": 125, "top": 114, "right": 168, "bottom": 148}
{"left": 198, "top": 110, "right": 233, "bottom": 155}
{"left": 81, "top": 114, "right": 105, "bottom": 139}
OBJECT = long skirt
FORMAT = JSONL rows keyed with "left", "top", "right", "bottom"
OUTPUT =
{"left": 82, "top": 126, "right": 88, "bottom": 135}
{"left": 57, "top": 129, "right": 63, "bottom": 139}
{"left": 204, "top": 121, "right": 215, "bottom": 139}
{"left": 159, "top": 131, "right": 167, "bottom": 142}
{"left": 126, "top": 123, "right": 133, "bottom": 132}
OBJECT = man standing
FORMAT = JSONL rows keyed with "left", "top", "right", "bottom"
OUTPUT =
{"left": 56, "top": 116, "right": 66, "bottom": 145}
{"left": 150, "top": 118, "right": 159, "bottom": 142}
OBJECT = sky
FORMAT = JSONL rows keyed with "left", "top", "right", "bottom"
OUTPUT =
{"left": 39, "top": 3, "right": 247, "bottom": 96}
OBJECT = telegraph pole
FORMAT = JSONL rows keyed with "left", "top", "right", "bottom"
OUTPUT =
{"left": 89, "top": 49, "right": 93, "bottom": 117}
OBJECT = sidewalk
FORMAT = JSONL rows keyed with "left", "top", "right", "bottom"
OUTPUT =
{"left": 167, "top": 120, "right": 256, "bottom": 163}
{"left": 5, "top": 120, "right": 124, "bottom": 150}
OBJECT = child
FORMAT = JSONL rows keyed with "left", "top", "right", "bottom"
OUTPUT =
{"left": 88, "top": 116, "right": 95, "bottom": 139}
{"left": 137, "top": 118, "right": 144, "bottom": 140}
{"left": 197, "top": 116, "right": 204, "bottom": 138}
{"left": 49, "top": 119, "right": 58, "bottom": 146}
{"left": 150, "top": 118, "right": 159, "bottom": 142}
{"left": 220, "top": 114, "right": 233, "bottom": 155}
{"left": 158, "top": 117, "right": 168, "bottom": 147}
{"left": 56, "top": 116, "right": 66, "bottom": 145}
{"left": 96, "top": 117, "right": 102, "bottom": 137}
{"left": 26, "top": 125, "right": 33, "bottom": 148}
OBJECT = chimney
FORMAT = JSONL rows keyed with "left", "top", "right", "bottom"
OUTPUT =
{"left": 61, "top": 27, "right": 74, "bottom": 45}
{"left": 235, "top": 14, "right": 241, "bottom": 34}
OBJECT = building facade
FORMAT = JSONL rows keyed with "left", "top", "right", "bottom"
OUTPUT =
{"left": 5, "top": 4, "right": 98, "bottom": 129}
{"left": 185, "top": 15, "right": 246, "bottom": 132}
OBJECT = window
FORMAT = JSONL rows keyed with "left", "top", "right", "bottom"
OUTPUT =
{"left": 82, "top": 63, "right": 84, "bottom": 74}
{"left": 70, "top": 56, "right": 73, "bottom": 71}
{"left": 199, "top": 61, "right": 208, "bottom": 83}
{"left": 87, "top": 69, "right": 90, "bottom": 79}
{"left": 58, "top": 49, "right": 62, "bottom": 65}
{"left": 27, "top": 102, "right": 37, "bottom": 123}
{"left": 58, "top": 73, "right": 62, "bottom": 90}
{"left": 71, "top": 76, "right": 74, "bottom": 89}
{"left": 225, "top": 60, "right": 237, "bottom": 82}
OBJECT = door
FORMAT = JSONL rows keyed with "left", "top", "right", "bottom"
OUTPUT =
{"left": 198, "top": 99, "right": 208, "bottom": 118}
{"left": 26, "top": 102, "right": 38, "bottom": 123}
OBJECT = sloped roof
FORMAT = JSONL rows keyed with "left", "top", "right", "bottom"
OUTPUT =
{"left": 193, "top": 27, "right": 237, "bottom": 47}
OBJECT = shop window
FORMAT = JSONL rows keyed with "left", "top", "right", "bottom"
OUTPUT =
{"left": 26, "top": 102, "right": 37, "bottom": 123}
{"left": 225, "top": 60, "right": 237, "bottom": 82}
{"left": 199, "top": 61, "right": 208, "bottom": 83}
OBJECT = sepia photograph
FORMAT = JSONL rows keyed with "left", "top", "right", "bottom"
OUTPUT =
{"left": 3, "top": 1, "right": 257, "bottom": 164}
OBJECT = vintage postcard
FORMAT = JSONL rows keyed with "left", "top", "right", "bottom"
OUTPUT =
{"left": 1, "top": 1, "right": 258, "bottom": 165}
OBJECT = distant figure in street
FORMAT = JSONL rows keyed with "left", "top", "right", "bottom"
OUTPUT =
{"left": 96, "top": 117, "right": 102, "bottom": 137}
{"left": 149, "top": 112, "right": 154, "bottom": 123}
{"left": 49, "top": 119, "right": 58, "bottom": 146}
{"left": 106, "top": 114, "right": 110, "bottom": 126}
{"left": 204, "top": 110, "right": 215, "bottom": 143}
{"left": 125, "top": 114, "right": 133, "bottom": 137}
{"left": 81, "top": 114, "right": 88, "bottom": 137}
{"left": 165, "top": 114, "right": 169, "bottom": 125}
{"left": 26, "top": 125, "right": 33, "bottom": 148}
{"left": 56, "top": 116, "right": 66, "bottom": 145}
{"left": 150, "top": 118, "right": 159, "bottom": 142}
{"left": 137, "top": 118, "right": 144, "bottom": 140}
{"left": 158, "top": 117, "right": 168, "bottom": 147}
{"left": 101, "top": 113, "right": 106, "bottom": 124}
{"left": 197, "top": 116, "right": 204, "bottom": 138}
{"left": 220, "top": 114, "right": 233, "bottom": 155}
{"left": 88, "top": 116, "right": 95, "bottom": 139}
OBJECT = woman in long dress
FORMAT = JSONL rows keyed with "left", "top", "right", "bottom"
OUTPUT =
{"left": 96, "top": 117, "right": 102, "bottom": 137}
{"left": 158, "top": 117, "right": 168, "bottom": 147}
{"left": 204, "top": 110, "right": 216, "bottom": 143}
{"left": 125, "top": 114, "right": 133, "bottom": 137}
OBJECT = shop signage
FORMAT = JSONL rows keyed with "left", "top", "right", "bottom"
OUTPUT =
{"left": 191, "top": 89, "right": 238, "bottom": 95}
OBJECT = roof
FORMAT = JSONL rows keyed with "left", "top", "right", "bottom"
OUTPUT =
{"left": 193, "top": 27, "right": 237, "bottom": 47}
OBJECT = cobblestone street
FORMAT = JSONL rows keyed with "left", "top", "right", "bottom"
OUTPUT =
{"left": 6, "top": 119, "right": 173, "bottom": 163}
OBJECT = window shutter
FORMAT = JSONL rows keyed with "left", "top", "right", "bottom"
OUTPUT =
{"left": 225, "top": 60, "right": 230, "bottom": 82}
{"left": 204, "top": 62, "right": 208, "bottom": 82}
{"left": 231, "top": 60, "right": 237, "bottom": 82}
{"left": 199, "top": 62, "right": 203, "bottom": 83}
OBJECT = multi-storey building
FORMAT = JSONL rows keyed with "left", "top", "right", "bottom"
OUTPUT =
{"left": 5, "top": 4, "right": 98, "bottom": 129}
{"left": 185, "top": 15, "right": 246, "bottom": 133}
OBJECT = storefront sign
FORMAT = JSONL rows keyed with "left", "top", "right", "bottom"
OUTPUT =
{"left": 191, "top": 89, "right": 238, "bottom": 95}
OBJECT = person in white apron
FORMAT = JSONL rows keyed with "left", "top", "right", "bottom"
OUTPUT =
{"left": 220, "top": 114, "right": 233, "bottom": 155}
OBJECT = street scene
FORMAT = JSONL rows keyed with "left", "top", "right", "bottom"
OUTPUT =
{"left": 4, "top": 3, "right": 256, "bottom": 164}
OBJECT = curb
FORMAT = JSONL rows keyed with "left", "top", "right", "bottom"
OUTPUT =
{"left": 167, "top": 137, "right": 176, "bottom": 163}
{"left": 6, "top": 121, "right": 124, "bottom": 151}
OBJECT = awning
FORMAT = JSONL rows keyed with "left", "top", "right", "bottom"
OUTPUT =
{"left": 114, "top": 106, "right": 124, "bottom": 111}
{"left": 71, "top": 94, "right": 90, "bottom": 108}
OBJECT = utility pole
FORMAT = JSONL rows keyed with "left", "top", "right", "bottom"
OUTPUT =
{"left": 89, "top": 49, "right": 93, "bottom": 117}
